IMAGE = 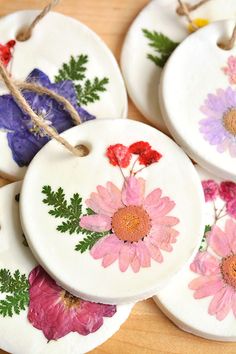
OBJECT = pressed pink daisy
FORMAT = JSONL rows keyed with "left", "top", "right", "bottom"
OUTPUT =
{"left": 28, "top": 266, "right": 116, "bottom": 340}
{"left": 80, "top": 176, "right": 179, "bottom": 273}
{"left": 223, "top": 56, "right": 236, "bottom": 85}
{"left": 189, "top": 219, "right": 236, "bottom": 320}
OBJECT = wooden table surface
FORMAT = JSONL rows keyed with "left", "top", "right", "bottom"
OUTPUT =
{"left": 0, "top": 0, "right": 236, "bottom": 353}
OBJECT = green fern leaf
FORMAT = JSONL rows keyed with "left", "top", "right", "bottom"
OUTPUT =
{"left": 143, "top": 29, "right": 179, "bottom": 68}
{"left": 54, "top": 55, "right": 109, "bottom": 106}
{"left": 55, "top": 54, "right": 88, "bottom": 82}
{"left": 75, "top": 232, "right": 108, "bottom": 253}
{"left": 0, "top": 269, "right": 29, "bottom": 317}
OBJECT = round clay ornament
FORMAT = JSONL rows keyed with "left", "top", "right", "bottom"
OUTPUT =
{"left": 121, "top": 0, "right": 236, "bottom": 132}
{"left": 0, "top": 10, "right": 127, "bottom": 180}
{"left": 154, "top": 165, "right": 236, "bottom": 341}
{"left": 0, "top": 182, "right": 132, "bottom": 354}
{"left": 160, "top": 20, "right": 236, "bottom": 180}
{"left": 20, "top": 119, "right": 204, "bottom": 304}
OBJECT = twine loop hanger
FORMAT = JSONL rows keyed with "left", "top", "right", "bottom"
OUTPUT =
{"left": 0, "top": 60, "right": 89, "bottom": 157}
{"left": 177, "top": 0, "right": 211, "bottom": 31}
{"left": 17, "top": 0, "right": 60, "bottom": 41}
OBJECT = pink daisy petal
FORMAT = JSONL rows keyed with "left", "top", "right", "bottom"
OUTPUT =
{"left": 145, "top": 196, "right": 176, "bottom": 219}
{"left": 208, "top": 286, "right": 234, "bottom": 321}
{"left": 144, "top": 238, "right": 163, "bottom": 263}
{"left": 231, "top": 293, "right": 236, "bottom": 318}
{"left": 190, "top": 251, "right": 220, "bottom": 276}
{"left": 143, "top": 188, "right": 162, "bottom": 209}
{"left": 152, "top": 216, "right": 179, "bottom": 227}
{"left": 135, "top": 241, "right": 151, "bottom": 267}
{"left": 102, "top": 253, "right": 119, "bottom": 267}
{"left": 79, "top": 214, "right": 111, "bottom": 232}
{"left": 118, "top": 243, "right": 135, "bottom": 272}
{"left": 193, "top": 277, "right": 224, "bottom": 299}
{"left": 90, "top": 234, "right": 122, "bottom": 259}
{"left": 86, "top": 193, "right": 114, "bottom": 217}
{"left": 131, "top": 255, "right": 141, "bottom": 273}
{"left": 224, "top": 219, "right": 236, "bottom": 253}
{"left": 122, "top": 176, "right": 145, "bottom": 206}
{"left": 208, "top": 225, "right": 231, "bottom": 257}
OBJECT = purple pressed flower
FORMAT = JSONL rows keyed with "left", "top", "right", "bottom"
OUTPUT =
{"left": 0, "top": 69, "right": 95, "bottom": 167}
{"left": 199, "top": 87, "right": 236, "bottom": 157}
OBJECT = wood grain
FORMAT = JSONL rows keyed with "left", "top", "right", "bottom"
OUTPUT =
{"left": 0, "top": 1, "right": 236, "bottom": 353}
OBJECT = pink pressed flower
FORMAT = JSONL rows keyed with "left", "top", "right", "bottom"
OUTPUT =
{"left": 226, "top": 199, "right": 236, "bottom": 219}
{"left": 223, "top": 56, "right": 236, "bottom": 84}
{"left": 28, "top": 266, "right": 116, "bottom": 340}
{"left": 80, "top": 176, "right": 179, "bottom": 273}
{"left": 189, "top": 219, "right": 236, "bottom": 320}
{"left": 201, "top": 180, "right": 219, "bottom": 202}
{"left": 219, "top": 181, "right": 236, "bottom": 202}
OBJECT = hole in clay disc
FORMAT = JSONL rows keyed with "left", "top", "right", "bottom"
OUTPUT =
{"left": 75, "top": 144, "right": 90, "bottom": 157}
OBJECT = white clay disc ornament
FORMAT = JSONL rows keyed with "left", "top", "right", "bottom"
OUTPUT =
{"left": 0, "top": 182, "right": 132, "bottom": 354}
{"left": 121, "top": 0, "right": 236, "bottom": 132}
{"left": 20, "top": 119, "right": 204, "bottom": 304}
{"left": 154, "top": 165, "right": 236, "bottom": 341}
{"left": 0, "top": 10, "right": 127, "bottom": 180}
{"left": 160, "top": 20, "right": 236, "bottom": 180}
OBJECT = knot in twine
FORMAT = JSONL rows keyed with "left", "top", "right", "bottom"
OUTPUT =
{"left": 177, "top": 0, "right": 210, "bottom": 31}
{"left": 0, "top": 61, "right": 89, "bottom": 157}
{"left": 17, "top": 0, "right": 59, "bottom": 42}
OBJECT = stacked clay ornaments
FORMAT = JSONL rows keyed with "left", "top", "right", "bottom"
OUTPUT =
{"left": 155, "top": 165, "right": 236, "bottom": 341}
{"left": 0, "top": 182, "right": 132, "bottom": 354}
{"left": 121, "top": 0, "right": 236, "bottom": 131}
{"left": 0, "top": 10, "right": 127, "bottom": 180}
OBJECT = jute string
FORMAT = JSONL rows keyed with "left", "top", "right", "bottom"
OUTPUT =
{"left": 176, "top": 0, "right": 210, "bottom": 16}
{"left": 177, "top": 0, "right": 210, "bottom": 31}
{"left": 218, "top": 23, "right": 236, "bottom": 50}
{"left": 0, "top": 61, "right": 88, "bottom": 157}
{"left": 17, "top": 0, "right": 59, "bottom": 41}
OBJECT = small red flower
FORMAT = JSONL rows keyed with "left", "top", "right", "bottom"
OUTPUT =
{"left": 219, "top": 181, "right": 236, "bottom": 202}
{"left": 201, "top": 180, "right": 219, "bottom": 202}
{"left": 106, "top": 144, "right": 131, "bottom": 168}
{"left": 226, "top": 199, "right": 236, "bottom": 219}
{"left": 139, "top": 149, "right": 162, "bottom": 166}
{"left": 0, "top": 40, "right": 15, "bottom": 67}
{"left": 129, "top": 141, "right": 151, "bottom": 155}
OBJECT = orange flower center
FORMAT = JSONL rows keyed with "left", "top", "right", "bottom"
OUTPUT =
{"left": 61, "top": 290, "right": 80, "bottom": 308}
{"left": 220, "top": 254, "right": 236, "bottom": 288}
{"left": 111, "top": 205, "right": 151, "bottom": 242}
{"left": 223, "top": 109, "right": 236, "bottom": 135}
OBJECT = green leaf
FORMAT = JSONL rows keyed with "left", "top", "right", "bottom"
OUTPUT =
{"left": 143, "top": 29, "right": 179, "bottom": 68}
{"left": 199, "top": 225, "right": 212, "bottom": 252}
{"left": 75, "top": 232, "right": 108, "bottom": 253}
{"left": 54, "top": 54, "right": 88, "bottom": 82}
{"left": 54, "top": 55, "right": 109, "bottom": 106}
{"left": 0, "top": 269, "right": 29, "bottom": 317}
{"left": 76, "top": 77, "right": 109, "bottom": 106}
{"left": 42, "top": 186, "right": 109, "bottom": 252}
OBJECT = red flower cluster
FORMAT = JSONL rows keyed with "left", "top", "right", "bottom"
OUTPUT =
{"left": 202, "top": 179, "right": 236, "bottom": 218}
{"left": 106, "top": 141, "right": 162, "bottom": 170}
{"left": 0, "top": 40, "right": 15, "bottom": 67}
